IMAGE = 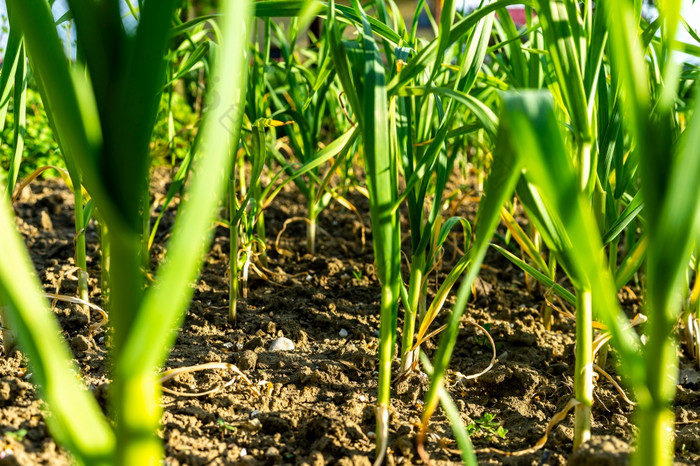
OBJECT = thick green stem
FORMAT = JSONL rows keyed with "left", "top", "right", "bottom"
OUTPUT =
{"left": 307, "top": 215, "right": 317, "bottom": 256}
{"left": 256, "top": 210, "right": 268, "bottom": 267}
{"left": 375, "top": 285, "right": 396, "bottom": 464}
{"left": 252, "top": 182, "right": 267, "bottom": 267}
{"left": 574, "top": 287, "right": 593, "bottom": 449}
{"left": 73, "top": 186, "right": 90, "bottom": 317}
{"left": 597, "top": 233, "right": 619, "bottom": 372}
{"left": 632, "top": 308, "right": 677, "bottom": 466}
{"left": 109, "top": 228, "right": 151, "bottom": 464}
{"left": 349, "top": 3, "right": 399, "bottom": 461}
{"left": 112, "top": 370, "right": 162, "bottom": 466}
{"left": 399, "top": 252, "right": 424, "bottom": 373}
{"left": 241, "top": 244, "right": 252, "bottom": 299}
{"left": 307, "top": 186, "right": 317, "bottom": 255}
{"left": 374, "top": 404, "right": 389, "bottom": 466}
{"left": 229, "top": 176, "right": 238, "bottom": 325}
{"left": 99, "top": 219, "right": 111, "bottom": 308}
{"left": 633, "top": 407, "right": 675, "bottom": 466}
{"left": 6, "top": 40, "right": 26, "bottom": 201}
{"left": 108, "top": 229, "right": 144, "bottom": 353}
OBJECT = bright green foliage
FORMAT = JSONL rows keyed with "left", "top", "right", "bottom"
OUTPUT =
{"left": 1, "top": 88, "right": 64, "bottom": 181}
{"left": 0, "top": 0, "right": 699, "bottom": 465}
{"left": 0, "top": 0, "right": 251, "bottom": 464}
{"left": 601, "top": 0, "right": 700, "bottom": 463}
{"left": 345, "top": 1, "right": 402, "bottom": 461}
{"left": 467, "top": 412, "right": 508, "bottom": 439}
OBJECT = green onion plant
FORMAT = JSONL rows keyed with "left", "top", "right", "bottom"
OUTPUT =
{"left": 0, "top": 0, "right": 250, "bottom": 463}
{"left": 324, "top": 0, "right": 403, "bottom": 460}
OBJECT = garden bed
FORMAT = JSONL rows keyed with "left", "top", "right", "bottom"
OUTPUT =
{"left": 1, "top": 173, "right": 699, "bottom": 465}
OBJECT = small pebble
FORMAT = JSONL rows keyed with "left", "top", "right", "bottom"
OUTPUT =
{"left": 240, "top": 448, "right": 247, "bottom": 457}
{"left": 339, "top": 328, "right": 348, "bottom": 338}
{"left": 243, "top": 419, "right": 262, "bottom": 431}
{"left": 40, "top": 210, "right": 53, "bottom": 231}
{"left": 268, "top": 337, "right": 295, "bottom": 352}
{"left": 223, "top": 342, "right": 233, "bottom": 349}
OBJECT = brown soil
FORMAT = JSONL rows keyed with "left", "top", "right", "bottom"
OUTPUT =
{"left": 1, "top": 171, "right": 699, "bottom": 466}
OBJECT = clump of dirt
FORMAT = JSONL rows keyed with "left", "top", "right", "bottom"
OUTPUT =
{"left": 569, "top": 436, "right": 630, "bottom": 466}
{"left": 0, "top": 172, "right": 698, "bottom": 465}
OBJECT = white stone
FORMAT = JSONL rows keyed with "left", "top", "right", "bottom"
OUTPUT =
{"left": 339, "top": 328, "right": 348, "bottom": 338}
{"left": 268, "top": 337, "right": 295, "bottom": 352}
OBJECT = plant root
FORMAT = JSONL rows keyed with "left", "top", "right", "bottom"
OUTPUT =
{"left": 373, "top": 405, "right": 389, "bottom": 466}
{"left": 159, "top": 362, "right": 262, "bottom": 398}
{"left": 593, "top": 363, "right": 636, "bottom": 406}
